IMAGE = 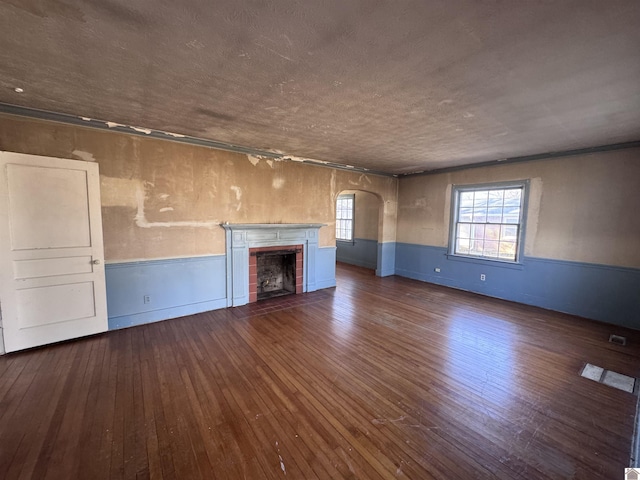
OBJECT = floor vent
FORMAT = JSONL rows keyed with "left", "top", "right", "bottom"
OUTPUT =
{"left": 609, "top": 334, "right": 627, "bottom": 346}
{"left": 581, "top": 363, "right": 637, "bottom": 394}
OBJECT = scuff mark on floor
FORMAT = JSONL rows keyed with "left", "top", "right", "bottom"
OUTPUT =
{"left": 275, "top": 441, "right": 286, "bottom": 475}
{"left": 372, "top": 415, "right": 406, "bottom": 425}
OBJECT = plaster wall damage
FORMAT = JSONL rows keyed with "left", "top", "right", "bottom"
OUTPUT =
{"left": 397, "top": 147, "right": 640, "bottom": 268}
{"left": 0, "top": 114, "right": 398, "bottom": 262}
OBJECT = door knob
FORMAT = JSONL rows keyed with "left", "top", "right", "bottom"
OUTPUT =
{"left": 91, "top": 259, "right": 101, "bottom": 265}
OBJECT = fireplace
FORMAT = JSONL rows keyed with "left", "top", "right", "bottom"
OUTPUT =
{"left": 249, "top": 245, "right": 303, "bottom": 302}
{"left": 221, "top": 223, "right": 324, "bottom": 307}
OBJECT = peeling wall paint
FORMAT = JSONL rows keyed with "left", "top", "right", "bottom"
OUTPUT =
{"left": 230, "top": 185, "right": 242, "bottom": 212}
{"left": 272, "top": 177, "right": 285, "bottom": 189}
{"left": 0, "top": 114, "right": 398, "bottom": 261}
{"left": 130, "top": 126, "right": 152, "bottom": 135}
{"left": 134, "top": 184, "right": 219, "bottom": 229}
{"left": 71, "top": 149, "right": 96, "bottom": 162}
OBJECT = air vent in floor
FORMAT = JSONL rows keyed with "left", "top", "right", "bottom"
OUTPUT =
{"left": 580, "top": 363, "right": 636, "bottom": 394}
{"left": 609, "top": 334, "right": 627, "bottom": 346}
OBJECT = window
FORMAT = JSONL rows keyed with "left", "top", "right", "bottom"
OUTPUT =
{"left": 450, "top": 181, "right": 527, "bottom": 263}
{"left": 336, "top": 194, "right": 354, "bottom": 241}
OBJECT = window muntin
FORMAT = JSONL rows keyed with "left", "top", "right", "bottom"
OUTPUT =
{"left": 451, "top": 184, "right": 525, "bottom": 262}
{"left": 336, "top": 195, "right": 354, "bottom": 241}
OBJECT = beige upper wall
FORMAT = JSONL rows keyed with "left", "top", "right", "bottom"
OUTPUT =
{"left": 397, "top": 148, "right": 640, "bottom": 268}
{"left": 0, "top": 114, "right": 398, "bottom": 261}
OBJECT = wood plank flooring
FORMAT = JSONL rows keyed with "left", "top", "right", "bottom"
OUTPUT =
{"left": 1, "top": 263, "right": 639, "bottom": 479}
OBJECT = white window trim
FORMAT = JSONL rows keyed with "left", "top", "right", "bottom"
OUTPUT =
{"left": 448, "top": 180, "right": 529, "bottom": 265}
{"left": 336, "top": 194, "right": 355, "bottom": 243}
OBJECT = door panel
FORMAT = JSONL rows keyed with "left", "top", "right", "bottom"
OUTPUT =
{"left": 7, "top": 164, "right": 92, "bottom": 249}
{"left": 0, "top": 152, "right": 108, "bottom": 353}
{"left": 13, "top": 256, "right": 94, "bottom": 279}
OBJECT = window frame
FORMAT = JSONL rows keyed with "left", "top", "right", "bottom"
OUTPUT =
{"left": 448, "top": 180, "right": 529, "bottom": 265}
{"left": 336, "top": 194, "right": 355, "bottom": 243}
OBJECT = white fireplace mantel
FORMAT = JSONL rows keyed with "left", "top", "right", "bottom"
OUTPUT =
{"left": 221, "top": 223, "right": 325, "bottom": 306}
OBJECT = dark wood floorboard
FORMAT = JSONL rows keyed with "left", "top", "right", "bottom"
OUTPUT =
{"left": 0, "top": 263, "right": 638, "bottom": 479}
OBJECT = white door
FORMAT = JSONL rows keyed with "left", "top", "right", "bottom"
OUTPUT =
{"left": 0, "top": 152, "right": 107, "bottom": 353}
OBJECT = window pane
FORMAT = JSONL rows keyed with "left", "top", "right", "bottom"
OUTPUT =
{"left": 503, "top": 209, "right": 520, "bottom": 224}
{"left": 488, "top": 189, "right": 504, "bottom": 206}
{"left": 498, "top": 242, "right": 517, "bottom": 260}
{"left": 501, "top": 225, "right": 518, "bottom": 240}
{"left": 484, "top": 240, "right": 499, "bottom": 257}
{"left": 470, "top": 224, "right": 485, "bottom": 239}
{"left": 473, "top": 191, "right": 488, "bottom": 208}
{"left": 472, "top": 207, "right": 487, "bottom": 223}
{"left": 485, "top": 224, "right": 500, "bottom": 240}
{"left": 469, "top": 240, "right": 484, "bottom": 257}
{"left": 487, "top": 207, "right": 502, "bottom": 223}
{"left": 457, "top": 223, "right": 471, "bottom": 238}
{"left": 459, "top": 207, "right": 473, "bottom": 222}
{"left": 503, "top": 189, "right": 522, "bottom": 206}
{"left": 456, "top": 238, "right": 470, "bottom": 254}
{"left": 460, "top": 191, "right": 474, "bottom": 207}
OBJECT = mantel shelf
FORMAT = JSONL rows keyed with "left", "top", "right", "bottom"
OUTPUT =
{"left": 221, "top": 223, "right": 326, "bottom": 231}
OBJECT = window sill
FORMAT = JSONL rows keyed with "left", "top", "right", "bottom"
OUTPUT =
{"left": 445, "top": 253, "right": 525, "bottom": 270}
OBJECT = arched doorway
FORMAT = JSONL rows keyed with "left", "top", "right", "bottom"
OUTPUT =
{"left": 335, "top": 189, "right": 386, "bottom": 274}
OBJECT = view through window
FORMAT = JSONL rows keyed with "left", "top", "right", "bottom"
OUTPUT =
{"left": 451, "top": 183, "right": 526, "bottom": 262}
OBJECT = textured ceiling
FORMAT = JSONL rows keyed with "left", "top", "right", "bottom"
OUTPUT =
{"left": 0, "top": 0, "right": 639, "bottom": 174}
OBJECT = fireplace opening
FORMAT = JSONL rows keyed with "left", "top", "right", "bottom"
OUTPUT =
{"left": 256, "top": 250, "right": 297, "bottom": 300}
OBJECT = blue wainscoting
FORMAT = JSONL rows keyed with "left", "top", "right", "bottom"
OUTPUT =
{"left": 336, "top": 238, "right": 378, "bottom": 270}
{"left": 335, "top": 239, "right": 396, "bottom": 277}
{"left": 395, "top": 243, "right": 640, "bottom": 329}
{"left": 106, "top": 255, "right": 227, "bottom": 330}
{"left": 316, "top": 246, "right": 337, "bottom": 289}
{"left": 377, "top": 242, "right": 396, "bottom": 277}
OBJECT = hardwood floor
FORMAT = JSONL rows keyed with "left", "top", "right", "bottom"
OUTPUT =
{"left": 1, "top": 263, "right": 639, "bottom": 479}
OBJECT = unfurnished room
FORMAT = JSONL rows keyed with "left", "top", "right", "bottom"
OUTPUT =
{"left": 0, "top": 1, "right": 639, "bottom": 479}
